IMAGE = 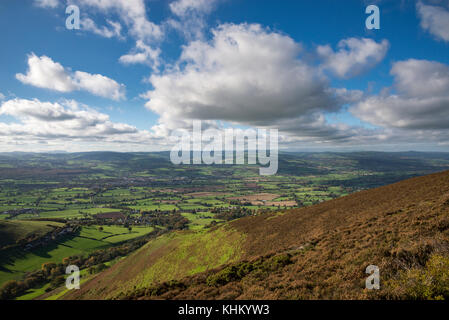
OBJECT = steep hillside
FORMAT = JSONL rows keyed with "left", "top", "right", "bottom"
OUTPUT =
{"left": 62, "top": 170, "right": 449, "bottom": 300}
{"left": 60, "top": 226, "right": 245, "bottom": 300}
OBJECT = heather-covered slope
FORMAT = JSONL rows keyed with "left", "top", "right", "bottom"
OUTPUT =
{"left": 62, "top": 170, "right": 449, "bottom": 300}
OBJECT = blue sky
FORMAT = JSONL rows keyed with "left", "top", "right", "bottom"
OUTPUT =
{"left": 0, "top": 0, "right": 449, "bottom": 152}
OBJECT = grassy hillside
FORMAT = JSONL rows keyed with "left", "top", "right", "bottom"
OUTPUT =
{"left": 0, "top": 225, "right": 154, "bottom": 284}
{"left": 62, "top": 170, "right": 449, "bottom": 300}
{"left": 0, "top": 220, "right": 63, "bottom": 249}
{"left": 61, "top": 226, "right": 244, "bottom": 299}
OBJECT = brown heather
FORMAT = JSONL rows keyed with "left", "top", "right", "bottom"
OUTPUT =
{"left": 62, "top": 170, "right": 449, "bottom": 300}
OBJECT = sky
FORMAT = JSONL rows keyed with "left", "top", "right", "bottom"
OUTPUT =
{"left": 0, "top": 0, "right": 449, "bottom": 152}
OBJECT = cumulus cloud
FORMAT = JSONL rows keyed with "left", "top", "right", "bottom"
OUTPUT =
{"left": 167, "top": 0, "right": 221, "bottom": 40}
{"left": 169, "top": 0, "right": 219, "bottom": 16}
{"left": 16, "top": 54, "right": 75, "bottom": 92}
{"left": 65, "top": 0, "right": 164, "bottom": 71}
{"left": 119, "top": 40, "right": 161, "bottom": 70}
{"left": 351, "top": 59, "right": 449, "bottom": 130}
{"left": 142, "top": 23, "right": 362, "bottom": 143}
{"left": 35, "top": 0, "right": 125, "bottom": 40}
{"left": 72, "top": 0, "right": 162, "bottom": 41}
{"left": 34, "top": 0, "right": 59, "bottom": 8}
{"left": 417, "top": 1, "right": 449, "bottom": 42}
{"left": 81, "top": 18, "right": 123, "bottom": 39}
{"left": 145, "top": 23, "right": 334, "bottom": 121}
{"left": 16, "top": 53, "right": 125, "bottom": 100}
{"left": 0, "top": 98, "right": 135, "bottom": 137}
{"left": 317, "top": 38, "right": 389, "bottom": 78}
{"left": 73, "top": 71, "right": 125, "bottom": 101}
{"left": 0, "top": 98, "right": 162, "bottom": 151}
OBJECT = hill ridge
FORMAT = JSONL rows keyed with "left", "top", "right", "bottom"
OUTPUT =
{"left": 61, "top": 170, "right": 449, "bottom": 300}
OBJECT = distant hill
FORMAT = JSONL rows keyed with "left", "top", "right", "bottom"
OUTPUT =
{"left": 60, "top": 170, "right": 449, "bottom": 300}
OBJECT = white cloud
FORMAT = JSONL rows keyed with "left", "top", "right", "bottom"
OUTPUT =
{"left": 37, "top": 1, "right": 126, "bottom": 41}
{"left": 391, "top": 58, "right": 449, "bottom": 98}
{"left": 1, "top": 98, "right": 446, "bottom": 151}
{"left": 16, "top": 54, "right": 75, "bottom": 92}
{"left": 351, "top": 59, "right": 449, "bottom": 130}
{"left": 0, "top": 98, "right": 163, "bottom": 151}
{"left": 34, "top": 0, "right": 59, "bottom": 8}
{"left": 167, "top": 0, "right": 221, "bottom": 40}
{"left": 142, "top": 23, "right": 360, "bottom": 142}
{"left": 73, "top": 71, "right": 125, "bottom": 101}
{"left": 68, "top": 0, "right": 164, "bottom": 71}
{"left": 81, "top": 18, "right": 123, "bottom": 39}
{"left": 119, "top": 40, "right": 161, "bottom": 70}
{"left": 72, "top": 0, "right": 162, "bottom": 41}
{"left": 145, "top": 24, "right": 335, "bottom": 122}
{"left": 317, "top": 38, "right": 389, "bottom": 78}
{"left": 0, "top": 98, "right": 135, "bottom": 137}
{"left": 0, "top": 93, "right": 5, "bottom": 101}
{"left": 16, "top": 53, "right": 125, "bottom": 100}
{"left": 166, "top": 17, "right": 207, "bottom": 41}
{"left": 169, "top": 0, "right": 219, "bottom": 16}
{"left": 417, "top": 1, "right": 449, "bottom": 42}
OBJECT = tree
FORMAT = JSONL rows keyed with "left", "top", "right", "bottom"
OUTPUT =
{"left": 49, "top": 275, "right": 65, "bottom": 291}
{"left": 0, "top": 280, "right": 23, "bottom": 299}
{"left": 41, "top": 262, "right": 57, "bottom": 277}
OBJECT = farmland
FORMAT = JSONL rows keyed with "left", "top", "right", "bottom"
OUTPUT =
{"left": 63, "top": 170, "right": 449, "bottom": 300}
{"left": 0, "top": 224, "right": 154, "bottom": 284}
{"left": 1, "top": 151, "right": 449, "bottom": 299}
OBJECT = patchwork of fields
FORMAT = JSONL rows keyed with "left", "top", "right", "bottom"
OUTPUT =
{"left": 0, "top": 225, "right": 154, "bottom": 284}
{"left": 1, "top": 151, "right": 449, "bottom": 299}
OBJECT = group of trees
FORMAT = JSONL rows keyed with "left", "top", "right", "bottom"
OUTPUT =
{"left": 0, "top": 264, "right": 59, "bottom": 300}
{"left": 142, "top": 212, "right": 189, "bottom": 230}
{"left": 214, "top": 207, "right": 254, "bottom": 221}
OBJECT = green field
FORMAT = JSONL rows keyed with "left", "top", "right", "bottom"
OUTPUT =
{"left": 181, "top": 212, "right": 222, "bottom": 230}
{"left": 0, "top": 225, "right": 154, "bottom": 284}
{"left": 1, "top": 151, "right": 449, "bottom": 298}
